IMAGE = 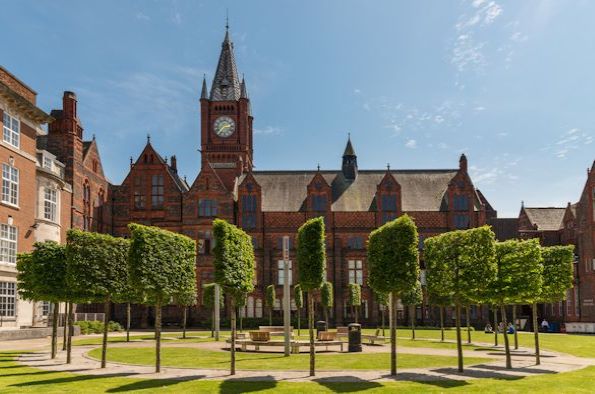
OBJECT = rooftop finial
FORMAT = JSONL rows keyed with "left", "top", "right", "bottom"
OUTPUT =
{"left": 387, "top": 163, "right": 391, "bottom": 171}
{"left": 521, "top": 200, "right": 525, "bottom": 208}
{"left": 317, "top": 163, "right": 320, "bottom": 171}
{"left": 147, "top": 133, "right": 151, "bottom": 143}
{"left": 92, "top": 133, "right": 96, "bottom": 140}
{"left": 226, "top": 8, "right": 229, "bottom": 31}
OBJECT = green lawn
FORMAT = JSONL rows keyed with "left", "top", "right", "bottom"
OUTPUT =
{"left": 2, "top": 352, "right": 595, "bottom": 393}
{"left": 72, "top": 333, "right": 212, "bottom": 346}
{"left": 88, "top": 346, "right": 490, "bottom": 371}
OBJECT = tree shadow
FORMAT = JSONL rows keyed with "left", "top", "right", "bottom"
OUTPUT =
{"left": 472, "top": 363, "right": 557, "bottom": 375}
{"left": 106, "top": 375, "right": 205, "bottom": 392}
{"left": 9, "top": 372, "right": 140, "bottom": 388}
{"left": 314, "top": 376, "right": 383, "bottom": 392}
{"left": 432, "top": 367, "right": 524, "bottom": 381}
{"left": 380, "top": 372, "right": 469, "bottom": 388}
{"left": 219, "top": 376, "right": 277, "bottom": 393}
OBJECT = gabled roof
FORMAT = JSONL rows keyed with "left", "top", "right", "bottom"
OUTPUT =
{"left": 210, "top": 29, "right": 241, "bottom": 101}
{"left": 488, "top": 218, "right": 519, "bottom": 241}
{"left": 128, "top": 141, "right": 189, "bottom": 192}
{"left": 237, "top": 169, "right": 460, "bottom": 212}
{"left": 523, "top": 207, "right": 566, "bottom": 231}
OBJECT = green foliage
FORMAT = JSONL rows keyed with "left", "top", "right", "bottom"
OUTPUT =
{"left": 66, "top": 229, "right": 130, "bottom": 302}
{"left": 16, "top": 241, "right": 68, "bottom": 303}
{"left": 367, "top": 215, "right": 420, "bottom": 295}
{"left": 491, "top": 239, "right": 543, "bottom": 305}
{"left": 202, "top": 283, "right": 225, "bottom": 308}
{"left": 296, "top": 217, "right": 326, "bottom": 291}
{"left": 212, "top": 219, "right": 255, "bottom": 303}
{"left": 294, "top": 284, "right": 304, "bottom": 309}
{"left": 321, "top": 281, "right": 333, "bottom": 308}
{"left": 75, "top": 320, "right": 124, "bottom": 335}
{"left": 425, "top": 226, "right": 497, "bottom": 306}
{"left": 128, "top": 223, "right": 197, "bottom": 305}
{"left": 374, "top": 290, "right": 389, "bottom": 307}
{"left": 265, "top": 284, "right": 276, "bottom": 308}
{"left": 347, "top": 283, "right": 361, "bottom": 307}
{"left": 401, "top": 280, "right": 423, "bottom": 306}
{"left": 540, "top": 245, "right": 574, "bottom": 303}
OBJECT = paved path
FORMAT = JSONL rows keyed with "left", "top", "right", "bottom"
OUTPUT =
{"left": 14, "top": 338, "right": 595, "bottom": 383}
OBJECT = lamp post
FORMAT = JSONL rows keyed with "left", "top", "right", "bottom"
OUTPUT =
{"left": 283, "top": 236, "right": 291, "bottom": 356}
{"left": 214, "top": 284, "right": 220, "bottom": 341}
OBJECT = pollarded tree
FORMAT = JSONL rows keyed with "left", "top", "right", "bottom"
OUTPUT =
{"left": 212, "top": 219, "right": 255, "bottom": 375}
{"left": 425, "top": 226, "right": 497, "bottom": 372}
{"left": 175, "top": 290, "right": 197, "bottom": 339}
{"left": 368, "top": 215, "right": 420, "bottom": 376}
{"left": 428, "top": 293, "right": 452, "bottom": 342}
{"left": 265, "top": 284, "right": 276, "bottom": 325}
{"left": 534, "top": 245, "right": 574, "bottom": 364}
{"left": 112, "top": 282, "right": 143, "bottom": 343}
{"left": 347, "top": 283, "right": 361, "bottom": 323}
{"left": 66, "top": 230, "right": 130, "bottom": 368}
{"left": 321, "top": 281, "right": 333, "bottom": 325}
{"left": 128, "top": 223, "right": 197, "bottom": 373}
{"left": 294, "top": 284, "right": 303, "bottom": 336}
{"left": 296, "top": 217, "right": 327, "bottom": 377}
{"left": 401, "top": 279, "right": 422, "bottom": 340}
{"left": 374, "top": 290, "right": 389, "bottom": 336}
{"left": 490, "top": 239, "right": 543, "bottom": 369}
{"left": 203, "top": 283, "right": 224, "bottom": 338}
{"left": 237, "top": 293, "right": 247, "bottom": 333}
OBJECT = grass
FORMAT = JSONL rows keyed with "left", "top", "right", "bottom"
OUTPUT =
{"left": 72, "top": 333, "right": 212, "bottom": 346}
{"left": 87, "top": 346, "right": 490, "bottom": 371}
{"left": 2, "top": 351, "right": 595, "bottom": 393}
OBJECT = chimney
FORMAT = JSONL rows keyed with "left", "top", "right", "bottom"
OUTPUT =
{"left": 63, "top": 91, "right": 77, "bottom": 118}
{"left": 170, "top": 155, "right": 177, "bottom": 173}
{"left": 459, "top": 153, "right": 468, "bottom": 172}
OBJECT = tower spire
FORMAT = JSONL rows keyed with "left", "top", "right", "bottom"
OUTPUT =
{"left": 201, "top": 74, "right": 208, "bottom": 99}
{"left": 240, "top": 74, "right": 248, "bottom": 99}
{"left": 342, "top": 133, "right": 358, "bottom": 180}
{"left": 210, "top": 23, "right": 241, "bottom": 101}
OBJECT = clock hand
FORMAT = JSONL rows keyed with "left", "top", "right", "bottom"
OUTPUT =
{"left": 221, "top": 124, "right": 230, "bottom": 130}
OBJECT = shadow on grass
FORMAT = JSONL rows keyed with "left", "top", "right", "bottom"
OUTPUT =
{"left": 314, "top": 376, "right": 383, "bottom": 392}
{"left": 9, "top": 372, "right": 140, "bottom": 388}
{"left": 472, "top": 363, "right": 557, "bottom": 375}
{"left": 218, "top": 375, "right": 277, "bottom": 393}
{"left": 106, "top": 375, "right": 205, "bottom": 392}
{"left": 381, "top": 372, "right": 470, "bottom": 388}
{"left": 433, "top": 367, "right": 525, "bottom": 381}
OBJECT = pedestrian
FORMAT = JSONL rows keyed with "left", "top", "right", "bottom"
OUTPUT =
{"left": 507, "top": 322, "right": 515, "bottom": 334}
{"left": 541, "top": 319, "right": 549, "bottom": 332}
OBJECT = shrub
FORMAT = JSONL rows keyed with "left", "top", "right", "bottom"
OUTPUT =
{"left": 75, "top": 320, "right": 124, "bottom": 335}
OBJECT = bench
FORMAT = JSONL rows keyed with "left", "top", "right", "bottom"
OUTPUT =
{"left": 227, "top": 339, "right": 344, "bottom": 353}
{"left": 362, "top": 329, "right": 386, "bottom": 345}
{"left": 317, "top": 331, "right": 337, "bottom": 341}
{"left": 336, "top": 326, "right": 349, "bottom": 340}
{"left": 249, "top": 331, "right": 270, "bottom": 342}
{"left": 258, "top": 326, "right": 293, "bottom": 336}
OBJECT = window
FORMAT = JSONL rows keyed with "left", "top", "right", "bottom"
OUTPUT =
{"left": 312, "top": 195, "right": 327, "bottom": 211}
{"left": 3, "top": 112, "right": 20, "bottom": 148}
{"left": 198, "top": 231, "right": 213, "bottom": 255}
{"left": 2, "top": 164, "right": 18, "bottom": 206}
{"left": 454, "top": 215, "right": 470, "bottom": 229}
{"left": 418, "top": 235, "right": 425, "bottom": 250}
{"left": 41, "top": 301, "right": 51, "bottom": 316}
{"left": 277, "top": 237, "right": 292, "bottom": 250}
{"left": 0, "top": 282, "right": 16, "bottom": 317}
{"left": 0, "top": 224, "right": 17, "bottom": 264}
{"left": 42, "top": 156, "right": 53, "bottom": 170}
{"left": 381, "top": 194, "right": 397, "bottom": 224}
{"left": 348, "top": 260, "right": 363, "bottom": 285}
{"left": 151, "top": 175, "right": 164, "bottom": 208}
{"left": 242, "top": 194, "right": 257, "bottom": 230}
{"left": 347, "top": 236, "right": 364, "bottom": 249}
{"left": 43, "top": 187, "right": 58, "bottom": 222}
{"left": 198, "top": 199, "right": 218, "bottom": 217}
{"left": 454, "top": 195, "right": 469, "bottom": 211}
{"left": 278, "top": 260, "right": 293, "bottom": 285}
{"left": 82, "top": 182, "right": 91, "bottom": 231}
{"left": 133, "top": 176, "right": 145, "bottom": 209}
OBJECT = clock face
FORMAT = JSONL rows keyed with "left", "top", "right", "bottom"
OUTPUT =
{"left": 214, "top": 116, "right": 235, "bottom": 138}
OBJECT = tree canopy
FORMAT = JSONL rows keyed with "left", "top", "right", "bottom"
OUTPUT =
{"left": 265, "top": 284, "right": 276, "bottom": 309}
{"left": 296, "top": 217, "right": 326, "bottom": 291}
{"left": 203, "top": 283, "right": 224, "bottom": 308}
{"left": 540, "top": 245, "right": 574, "bottom": 303}
{"left": 347, "top": 283, "right": 361, "bottom": 307}
{"left": 401, "top": 279, "right": 422, "bottom": 306}
{"left": 17, "top": 241, "right": 67, "bottom": 303}
{"left": 321, "top": 281, "right": 333, "bottom": 309}
{"left": 294, "top": 284, "right": 304, "bottom": 309}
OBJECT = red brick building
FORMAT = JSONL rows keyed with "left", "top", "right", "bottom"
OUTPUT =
{"left": 103, "top": 28, "right": 497, "bottom": 327}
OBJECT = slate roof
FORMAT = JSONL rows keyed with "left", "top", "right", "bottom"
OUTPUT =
{"left": 237, "top": 169, "right": 460, "bottom": 212}
{"left": 524, "top": 207, "right": 566, "bottom": 231}
{"left": 210, "top": 29, "right": 242, "bottom": 101}
{"left": 488, "top": 218, "right": 519, "bottom": 241}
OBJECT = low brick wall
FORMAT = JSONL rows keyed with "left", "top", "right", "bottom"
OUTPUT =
{"left": 0, "top": 326, "right": 81, "bottom": 341}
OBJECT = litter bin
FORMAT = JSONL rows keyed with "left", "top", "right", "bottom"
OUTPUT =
{"left": 316, "top": 320, "right": 328, "bottom": 336}
{"left": 348, "top": 323, "right": 362, "bottom": 352}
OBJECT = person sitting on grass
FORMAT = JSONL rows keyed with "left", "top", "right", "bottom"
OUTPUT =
{"left": 507, "top": 322, "right": 515, "bottom": 334}
{"left": 484, "top": 323, "right": 493, "bottom": 333}
{"left": 541, "top": 319, "right": 550, "bottom": 332}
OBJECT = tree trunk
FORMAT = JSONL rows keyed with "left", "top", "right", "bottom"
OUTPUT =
{"left": 466, "top": 305, "right": 472, "bottom": 344}
{"left": 211, "top": 308, "right": 215, "bottom": 338}
{"left": 182, "top": 306, "right": 187, "bottom": 339}
{"left": 493, "top": 307, "right": 498, "bottom": 346}
{"left": 455, "top": 303, "right": 463, "bottom": 372}
{"left": 62, "top": 302, "right": 68, "bottom": 351}
{"left": 239, "top": 307, "right": 243, "bottom": 333}
{"left": 308, "top": 292, "right": 315, "bottom": 377}
{"left": 390, "top": 292, "right": 397, "bottom": 376}
{"left": 533, "top": 302, "right": 540, "bottom": 365}
{"left": 230, "top": 300, "right": 236, "bottom": 375}
{"left": 381, "top": 307, "right": 386, "bottom": 337}
{"left": 51, "top": 302, "right": 59, "bottom": 359}
{"left": 410, "top": 305, "right": 415, "bottom": 340}
{"left": 324, "top": 307, "right": 328, "bottom": 325}
{"left": 440, "top": 306, "right": 445, "bottom": 342}
{"left": 126, "top": 303, "right": 131, "bottom": 342}
{"left": 66, "top": 301, "right": 74, "bottom": 364}
{"left": 501, "top": 304, "right": 512, "bottom": 369}
{"left": 297, "top": 307, "right": 301, "bottom": 336}
{"left": 269, "top": 307, "right": 272, "bottom": 326}
{"left": 101, "top": 297, "right": 110, "bottom": 368}
{"left": 355, "top": 306, "right": 359, "bottom": 323}
{"left": 512, "top": 305, "right": 518, "bottom": 350}
{"left": 155, "top": 302, "right": 162, "bottom": 373}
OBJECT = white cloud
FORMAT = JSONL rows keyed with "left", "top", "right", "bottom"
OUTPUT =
{"left": 405, "top": 139, "right": 417, "bottom": 148}
{"left": 136, "top": 12, "right": 150, "bottom": 21}
{"left": 474, "top": 106, "right": 486, "bottom": 111}
{"left": 254, "top": 126, "right": 282, "bottom": 135}
{"left": 544, "top": 127, "right": 593, "bottom": 159}
{"left": 353, "top": 88, "right": 361, "bottom": 94}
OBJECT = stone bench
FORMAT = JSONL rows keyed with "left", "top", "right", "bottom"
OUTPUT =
{"left": 227, "top": 339, "right": 344, "bottom": 353}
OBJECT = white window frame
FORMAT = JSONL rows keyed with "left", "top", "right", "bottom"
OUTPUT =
{"left": 2, "top": 163, "right": 18, "bottom": 206}
{"left": 42, "top": 156, "right": 53, "bottom": 171}
{"left": 0, "top": 281, "right": 16, "bottom": 317}
{"left": 44, "top": 187, "right": 58, "bottom": 222}
{"left": 41, "top": 301, "right": 51, "bottom": 316}
{"left": 348, "top": 259, "right": 363, "bottom": 285}
{"left": 2, "top": 112, "right": 20, "bottom": 148}
{"left": 0, "top": 224, "right": 17, "bottom": 265}
{"left": 278, "top": 260, "right": 293, "bottom": 285}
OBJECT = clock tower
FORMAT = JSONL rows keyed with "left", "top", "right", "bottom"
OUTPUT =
{"left": 200, "top": 26, "right": 253, "bottom": 190}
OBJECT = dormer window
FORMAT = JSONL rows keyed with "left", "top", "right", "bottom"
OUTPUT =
{"left": 241, "top": 194, "right": 257, "bottom": 230}
{"left": 453, "top": 195, "right": 469, "bottom": 211}
{"left": 312, "top": 195, "right": 327, "bottom": 212}
{"left": 42, "top": 156, "right": 53, "bottom": 171}
{"left": 381, "top": 194, "right": 397, "bottom": 224}
{"left": 2, "top": 112, "right": 20, "bottom": 148}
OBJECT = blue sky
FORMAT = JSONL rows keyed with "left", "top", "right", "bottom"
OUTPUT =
{"left": 3, "top": 0, "right": 594, "bottom": 217}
